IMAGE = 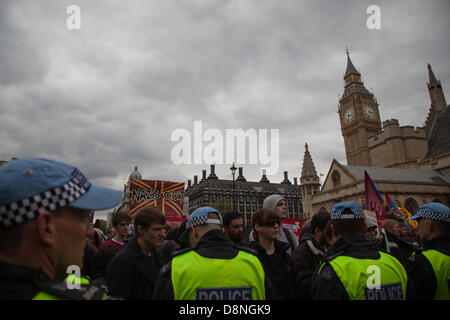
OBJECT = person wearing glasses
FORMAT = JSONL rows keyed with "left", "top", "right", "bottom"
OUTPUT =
{"left": 249, "top": 209, "right": 296, "bottom": 299}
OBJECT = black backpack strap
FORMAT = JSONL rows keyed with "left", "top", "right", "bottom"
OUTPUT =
{"left": 283, "top": 227, "right": 295, "bottom": 249}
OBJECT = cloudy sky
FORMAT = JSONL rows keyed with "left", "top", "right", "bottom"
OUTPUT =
{"left": 1, "top": 0, "right": 449, "bottom": 217}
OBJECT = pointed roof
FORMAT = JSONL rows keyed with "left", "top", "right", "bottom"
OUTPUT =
{"left": 428, "top": 63, "right": 439, "bottom": 85}
{"left": 340, "top": 51, "right": 373, "bottom": 101}
{"left": 301, "top": 143, "right": 319, "bottom": 180}
{"left": 344, "top": 50, "right": 361, "bottom": 78}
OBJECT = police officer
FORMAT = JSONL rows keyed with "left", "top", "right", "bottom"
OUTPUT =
{"left": 153, "top": 206, "right": 272, "bottom": 300}
{"left": 0, "top": 158, "right": 122, "bottom": 299}
{"left": 405, "top": 202, "right": 450, "bottom": 300}
{"left": 311, "top": 201, "right": 415, "bottom": 300}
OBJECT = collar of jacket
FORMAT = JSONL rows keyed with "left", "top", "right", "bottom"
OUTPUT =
{"left": 330, "top": 235, "right": 379, "bottom": 260}
{"left": 248, "top": 239, "right": 291, "bottom": 256}
{"left": 194, "top": 229, "right": 239, "bottom": 259}
{"left": 125, "top": 234, "right": 161, "bottom": 262}
{"left": 422, "top": 233, "right": 450, "bottom": 255}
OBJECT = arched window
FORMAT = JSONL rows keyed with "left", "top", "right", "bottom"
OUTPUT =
{"left": 332, "top": 170, "right": 341, "bottom": 188}
{"left": 404, "top": 198, "right": 419, "bottom": 215}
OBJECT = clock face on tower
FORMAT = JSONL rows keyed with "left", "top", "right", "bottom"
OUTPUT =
{"left": 363, "top": 105, "right": 376, "bottom": 120}
{"left": 343, "top": 108, "right": 354, "bottom": 124}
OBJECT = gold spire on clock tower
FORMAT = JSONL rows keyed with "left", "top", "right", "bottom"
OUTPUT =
{"left": 338, "top": 50, "right": 382, "bottom": 166}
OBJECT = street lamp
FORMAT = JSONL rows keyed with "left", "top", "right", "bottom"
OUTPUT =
{"left": 230, "top": 162, "right": 237, "bottom": 212}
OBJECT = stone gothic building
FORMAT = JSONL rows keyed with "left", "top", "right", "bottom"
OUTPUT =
{"left": 300, "top": 53, "right": 450, "bottom": 217}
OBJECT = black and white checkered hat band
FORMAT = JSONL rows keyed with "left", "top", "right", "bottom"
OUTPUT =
{"left": 0, "top": 177, "right": 89, "bottom": 228}
{"left": 188, "top": 216, "right": 222, "bottom": 228}
{"left": 331, "top": 210, "right": 364, "bottom": 220}
{"left": 417, "top": 208, "right": 450, "bottom": 222}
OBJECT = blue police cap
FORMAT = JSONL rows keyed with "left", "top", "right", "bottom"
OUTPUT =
{"left": 0, "top": 158, "right": 123, "bottom": 228}
{"left": 179, "top": 206, "right": 223, "bottom": 244}
{"left": 331, "top": 201, "right": 364, "bottom": 220}
{"left": 408, "top": 202, "right": 450, "bottom": 223}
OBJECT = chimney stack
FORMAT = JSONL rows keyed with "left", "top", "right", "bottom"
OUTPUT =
{"left": 200, "top": 170, "right": 207, "bottom": 183}
{"left": 259, "top": 169, "right": 270, "bottom": 183}
{"left": 207, "top": 164, "right": 218, "bottom": 180}
{"left": 187, "top": 179, "right": 192, "bottom": 188}
{"left": 294, "top": 177, "right": 298, "bottom": 185}
{"left": 236, "top": 167, "right": 246, "bottom": 182}
{"left": 281, "top": 171, "right": 292, "bottom": 184}
{"left": 194, "top": 175, "right": 198, "bottom": 185}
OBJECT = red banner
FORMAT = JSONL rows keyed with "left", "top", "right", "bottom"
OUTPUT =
{"left": 364, "top": 171, "right": 386, "bottom": 230}
{"left": 129, "top": 179, "right": 186, "bottom": 222}
{"left": 282, "top": 218, "right": 303, "bottom": 237}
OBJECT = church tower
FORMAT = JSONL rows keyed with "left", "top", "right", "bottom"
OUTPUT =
{"left": 300, "top": 143, "right": 321, "bottom": 219}
{"left": 339, "top": 51, "right": 382, "bottom": 166}
{"left": 424, "top": 63, "right": 448, "bottom": 137}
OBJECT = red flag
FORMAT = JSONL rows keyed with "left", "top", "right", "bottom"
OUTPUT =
{"left": 364, "top": 171, "right": 386, "bottom": 230}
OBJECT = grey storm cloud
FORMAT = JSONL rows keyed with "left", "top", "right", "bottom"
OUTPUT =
{"left": 0, "top": 0, "right": 449, "bottom": 197}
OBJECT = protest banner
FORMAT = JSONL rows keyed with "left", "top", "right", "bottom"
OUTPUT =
{"left": 282, "top": 218, "right": 302, "bottom": 237}
{"left": 129, "top": 179, "right": 186, "bottom": 222}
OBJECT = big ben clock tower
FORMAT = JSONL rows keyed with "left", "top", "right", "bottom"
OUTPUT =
{"left": 339, "top": 51, "right": 382, "bottom": 166}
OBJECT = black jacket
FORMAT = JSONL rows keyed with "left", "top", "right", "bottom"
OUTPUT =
{"left": 405, "top": 234, "right": 450, "bottom": 300}
{"left": 152, "top": 229, "right": 273, "bottom": 300}
{"left": 311, "top": 235, "right": 416, "bottom": 300}
{"left": 377, "top": 230, "right": 416, "bottom": 266}
{"left": 106, "top": 234, "right": 163, "bottom": 299}
{"left": 0, "top": 260, "right": 106, "bottom": 300}
{"left": 292, "top": 233, "right": 326, "bottom": 299}
{"left": 248, "top": 239, "right": 296, "bottom": 300}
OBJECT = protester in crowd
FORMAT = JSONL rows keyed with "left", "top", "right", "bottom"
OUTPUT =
{"left": 249, "top": 194, "right": 298, "bottom": 254}
{"left": 106, "top": 226, "right": 116, "bottom": 240}
{"left": 379, "top": 219, "right": 415, "bottom": 266}
{"left": 105, "top": 206, "right": 166, "bottom": 299}
{"left": 248, "top": 209, "right": 295, "bottom": 300}
{"left": 100, "top": 211, "right": 131, "bottom": 251}
{"left": 311, "top": 201, "right": 415, "bottom": 300}
{"left": 365, "top": 225, "right": 378, "bottom": 241}
{"left": 153, "top": 206, "right": 272, "bottom": 300}
{"left": 298, "top": 218, "right": 312, "bottom": 242}
{"left": 223, "top": 212, "right": 247, "bottom": 246}
{"left": 322, "top": 220, "right": 336, "bottom": 248}
{"left": 292, "top": 211, "right": 329, "bottom": 299}
{"left": 405, "top": 202, "right": 450, "bottom": 300}
{"left": 0, "top": 158, "right": 122, "bottom": 299}
{"left": 157, "top": 222, "right": 184, "bottom": 266}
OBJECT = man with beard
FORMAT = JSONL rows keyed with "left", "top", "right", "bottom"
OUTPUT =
{"left": 223, "top": 212, "right": 246, "bottom": 246}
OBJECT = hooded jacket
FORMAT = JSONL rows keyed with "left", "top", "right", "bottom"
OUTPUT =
{"left": 248, "top": 194, "right": 299, "bottom": 254}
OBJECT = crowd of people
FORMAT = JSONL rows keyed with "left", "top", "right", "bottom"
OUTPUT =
{"left": 0, "top": 157, "right": 449, "bottom": 300}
